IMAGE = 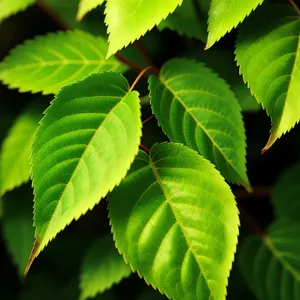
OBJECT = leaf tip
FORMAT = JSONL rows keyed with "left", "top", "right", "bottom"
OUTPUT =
{"left": 24, "top": 238, "right": 40, "bottom": 276}
{"left": 261, "top": 131, "right": 277, "bottom": 154}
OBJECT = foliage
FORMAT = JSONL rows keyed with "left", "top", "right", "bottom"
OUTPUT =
{"left": 0, "top": 0, "right": 300, "bottom": 299}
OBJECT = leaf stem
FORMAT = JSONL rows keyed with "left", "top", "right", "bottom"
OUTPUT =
{"left": 129, "top": 66, "right": 159, "bottom": 92}
{"left": 135, "top": 40, "right": 154, "bottom": 67}
{"left": 288, "top": 0, "right": 300, "bottom": 15}
{"left": 114, "top": 53, "right": 143, "bottom": 72}
{"left": 142, "top": 114, "right": 155, "bottom": 124}
{"left": 139, "top": 144, "right": 150, "bottom": 154}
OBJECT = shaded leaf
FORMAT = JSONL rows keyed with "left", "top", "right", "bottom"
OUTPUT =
{"left": 0, "top": 103, "right": 42, "bottom": 196}
{"left": 239, "top": 220, "right": 300, "bottom": 300}
{"left": 109, "top": 142, "right": 239, "bottom": 300}
{"left": 158, "top": 0, "right": 207, "bottom": 43}
{"left": 272, "top": 162, "right": 300, "bottom": 220}
{"left": 149, "top": 58, "right": 250, "bottom": 189}
{"left": 27, "top": 72, "right": 142, "bottom": 270}
{"left": 0, "top": 0, "right": 34, "bottom": 23}
{"left": 236, "top": 4, "right": 300, "bottom": 151}
{"left": 105, "top": 0, "right": 183, "bottom": 57}
{"left": 0, "top": 31, "right": 126, "bottom": 95}
{"left": 80, "top": 234, "right": 131, "bottom": 300}
{"left": 186, "top": 47, "right": 260, "bottom": 112}
{"left": 207, "top": 0, "right": 264, "bottom": 48}
{"left": 77, "top": 0, "right": 105, "bottom": 21}
{"left": 2, "top": 186, "right": 35, "bottom": 276}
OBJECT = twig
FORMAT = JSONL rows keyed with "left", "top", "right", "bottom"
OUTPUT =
{"left": 139, "top": 144, "right": 150, "bottom": 154}
{"left": 135, "top": 40, "right": 154, "bottom": 67}
{"left": 130, "top": 66, "right": 159, "bottom": 92}
{"left": 114, "top": 53, "right": 143, "bottom": 73}
{"left": 288, "top": 0, "right": 300, "bottom": 15}
{"left": 233, "top": 186, "right": 270, "bottom": 199}
{"left": 142, "top": 114, "right": 155, "bottom": 124}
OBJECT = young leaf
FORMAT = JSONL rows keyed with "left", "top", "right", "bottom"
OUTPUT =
{"left": 0, "top": 104, "right": 42, "bottom": 196}
{"left": 80, "top": 234, "right": 131, "bottom": 300}
{"left": 158, "top": 0, "right": 207, "bottom": 43}
{"left": 206, "top": 0, "right": 264, "bottom": 48}
{"left": 2, "top": 186, "right": 35, "bottom": 276}
{"left": 0, "top": 31, "right": 126, "bottom": 95}
{"left": 272, "top": 162, "right": 300, "bottom": 220}
{"left": 239, "top": 220, "right": 300, "bottom": 300}
{"left": 236, "top": 5, "right": 300, "bottom": 151}
{"left": 77, "top": 0, "right": 104, "bottom": 21}
{"left": 109, "top": 142, "right": 240, "bottom": 300}
{"left": 0, "top": 0, "right": 34, "bottom": 23}
{"left": 149, "top": 58, "right": 250, "bottom": 189}
{"left": 27, "top": 72, "right": 142, "bottom": 272}
{"left": 105, "top": 0, "right": 183, "bottom": 57}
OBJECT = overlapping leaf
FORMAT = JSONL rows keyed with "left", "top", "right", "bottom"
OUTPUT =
{"left": 272, "top": 162, "right": 300, "bottom": 220}
{"left": 158, "top": 0, "right": 207, "bottom": 43}
{"left": 80, "top": 235, "right": 131, "bottom": 300}
{"left": 77, "top": 0, "right": 104, "bottom": 21}
{"left": 105, "top": 0, "right": 183, "bottom": 57}
{"left": 239, "top": 220, "right": 300, "bottom": 300}
{"left": 0, "top": 31, "right": 126, "bottom": 95}
{"left": 109, "top": 142, "right": 239, "bottom": 300}
{"left": 0, "top": 104, "right": 42, "bottom": 196}
{"left": 27, "top": 72, "right": 142, "bottom": 272}
{"left": 0, "top": 0, "right": 34, "bottom": 23}
{"left": 149, "top": 58, "right": 249, "bottom": 189}
{"left": 2, "top": 186, "right": 35, "bottom": 276}
{"left": 207, "top": 0, "right": 264, "bottom": 48}
{"left": 236, "top": 4, "right": 300, "bottom": 151}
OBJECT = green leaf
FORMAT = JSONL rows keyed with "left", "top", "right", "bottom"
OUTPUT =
{"left": 27, "top": 72, "right": 142, "bottom": 271}
{"left": 158, "top": 0, "right": 207, "bottom": 43}
{"left": 0, "top": 0, "right": 34, "bottom": 23}
{"left": 207, "top": 0, "right": 264, "bottom": 48}
{"left": 185, "top": 47, "right": 260, "bottom": 112}
{"left": 239, "top": 220, "right": 300, "bottom": 300}
{"left": 272, "top": 162, "right": 300, "bottom": 220}
{"left": 0, "top": 104, "right": 43, "bottom": 196}
{"left": 236, "top": 4, "right": 300, "bottom": 152}
{"left": 105, "top": 0, "right": 183, "bottom": 57}
{"left": 2, "top": 186, "right": 35, "bottom": 276}
{"left": 0, "top": 31, "right": 126, "bottom": 95}
{"left": 149, "top": 58, "right": 250, "bottom": 189}
{"left": 109, "top": 142, "right": 239, "bottom": 300}
{"left": 77, "top": 0, "right": 105, "bottom": 21}
{"left": 80, "top": 234, "right": 131, "bottom": 300}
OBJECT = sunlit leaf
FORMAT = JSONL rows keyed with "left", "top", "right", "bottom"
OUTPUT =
{"left": 109, "top": 142, "right": 239, "bottom": 300}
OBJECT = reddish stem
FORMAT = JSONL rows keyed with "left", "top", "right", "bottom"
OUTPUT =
{"left": 143, "top": 114, "right": 155, "bottom": 124}
{"left": 115, "top": 53, "right": 143, "bottom": 73}
{"left": 139, "top": 144, "right": 150, "bottom": 154}
{"left": 130, "top": 66, "right": 159, "bottom": 92}
{"left": 135, "top": 40, "right": 153, "bottom": 67}
{"left": 288, "top": 0, "right": 300, "bottom": 15}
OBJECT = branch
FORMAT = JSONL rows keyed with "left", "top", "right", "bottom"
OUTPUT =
{"left": 288, "top": 0, "right": 300, "bottom": 15}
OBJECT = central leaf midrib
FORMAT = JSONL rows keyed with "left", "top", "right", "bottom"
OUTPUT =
{"left": 160, "top": 77, "right": 242, "bottom": 182}
{"left": 38, "top": 91, "right": 128, "bottom": 244}
{"left": 148, "top": 155, "right": 215, "bottom": 299}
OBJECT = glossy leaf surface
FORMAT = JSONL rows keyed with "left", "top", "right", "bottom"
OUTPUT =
{"left": 0, "top": 31, "right": 126, "bottom": 95}
{"left": 109, "top": 142, "right": 239, "bottom": 300}
{"left": 236, "top": 5, "right": 300, "bottom": 151}
{"left": 105, "top": 0, "right": 183, "bottom": 57}
{"left": 149, "top": 58, "right": 249, "bottom": 188}
{"left": 28, "top": 72, "right": 142, "bottom": 270}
